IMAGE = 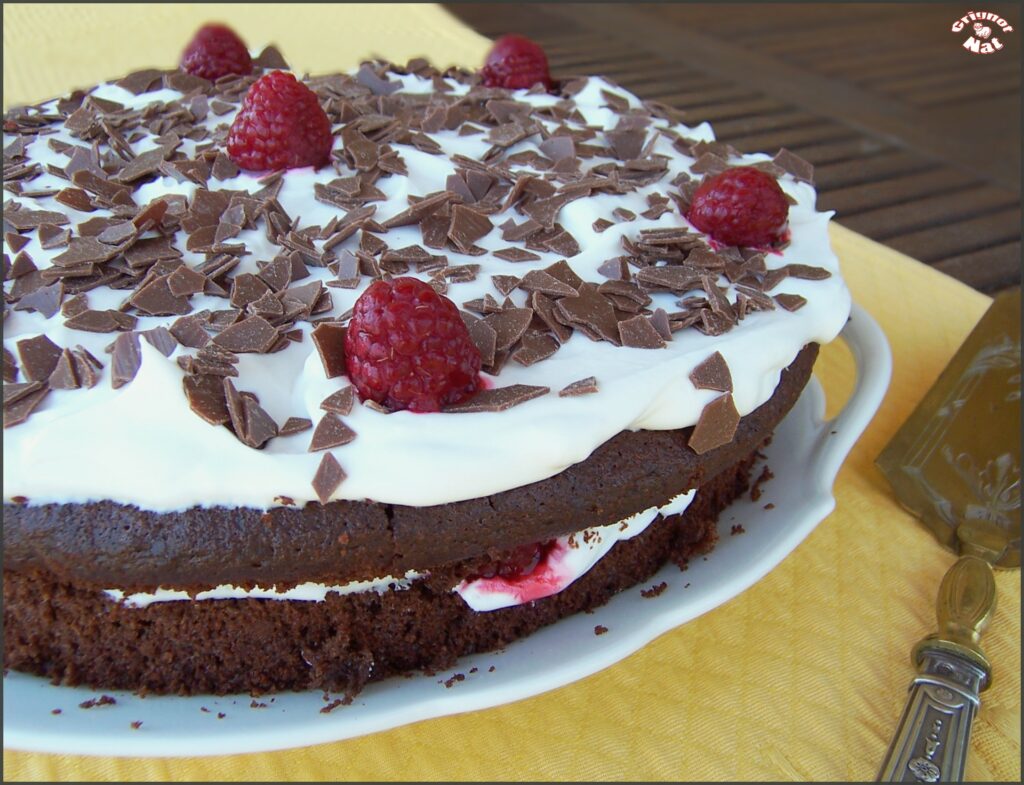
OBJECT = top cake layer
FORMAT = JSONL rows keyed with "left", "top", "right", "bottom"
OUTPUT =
{"left": 2, "top": 59, "right": 850, "bottom": 511}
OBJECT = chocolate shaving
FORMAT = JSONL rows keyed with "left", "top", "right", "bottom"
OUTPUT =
{"left": 612, "top": 207, "right": 636, "bottom": 223}
{"left": 491, "top": 275, "right": 520, "bottom": 296}
{"left": 5, "top": 380, "right": 46, "bottom": 406}
{"left": 556, "top": 285, "right": 621, "bottom": 345}
{"left": 240, "top": 395, "right": 278, "bottom": 448}
{"left": 257, "top": 257, "right": 294, "bottom": 292}
{"left": 309, "top": 413, "right": 357, "bottom": 451}
{"left": 38, "top": 223, "right": 71, "bottom": 249}
{"left": 211, "top": 316, "right": 279, "bottom": 353}
{"left": 222, "top": 378, "right": 247, "bottom": 439}
{"left": 690, "top": 152, "right": 730, "bottom": 176}
{"left": 492, "top": 247, "right": 541, "bottom": 263}
{"left": 3, "top": 383, "right": 50, "bottom": 428}
{"left": 689, "top": 393, "right": 740, "bottom": 455}
{"left": 462, "top": 294, "right": 503, "bottom": 316}
{"left": 597, "top": 257, "right": 629, "bottom": 280}
{"left": 773, "top": 148, "right": 814, "bottom": 184}
{"left": 530, "top": 291, "right": 573, "bottom": 344}
{"left": 420, "top": 212, "right": 450, "bottom": 249}
{"left": 774, "top": 293, "right": 807, "bottom": 312}
{"left": 42, "top": 290, "right": 75, "bottom": 323}
{"left": 442, "top": 384, "right": 549, "bottom": 413}
{"left": 170, "top": 315, "right": 211, "bottom": 348}
{"left": 254, "top": 45, "right": 290, "bottom": 70}
{"left": 14, "top": 282, "right": 63, "bottom": 318}
{"left": 541, "top": 228, "right": 580, "bottom": 257}
{"left": 341, "top": 128, "right": 380, "bottom": 171}
{"left": 51, "top": 237, "right": 122, "bottom": 267}
{"left": 5, "top": 232, "right": 31, "bottom": 253}
{"left": 635, "top": 266, "right": 702, "bottom": 294}
{"left": 65, "top": 309, "right": 134, "bottom": 333}
{"left": 114, "top": 143, "right": 176, "bottom": 183}
{"left": 761, "top": 268, "right": 788, "bottom": 292}
{"left": 229, "top": 273, "right": 272, "bottom": 309}
{"left": 689, "top": 352, "right": 733, "bottom": 392}
{"left": 47, "top": 350, "right": 80, "bottom": 390}
{"left": 500, "top": 217, "right": 543, "bottom": 242}
{"left": 279, "top": 416, "right": 313, "bottom": 436}
{"left": 543, "top": 260, "right": 584, "bottom": 291}
{"left": 649, "top": 308, "right": 673, "bottom": 342}
{"left": 311, "top": 322, "right": 347, "bottom": 378}
{"left": 69, "top": 346, "right": 103, "bottom": 388}
{"left": 539, "top": 135, "right": 576, "bottom": 163}
{"left": 559, "top": 376, "right": 599, "bottom": 397}
{"left": 518, "top": 270, "right": 577, "bottom": 297}
{"left": 183, "top": 373, "right": 229, "bottom": 425}
{"left": 605, "top": 128, "right": 645, "bottom": 161}
{"left": 16, "top": 335, "right": 63, "bottom": 382}
{"left": 511, "top": 332, "right": 559, "bottom": 366}
{"left": 167, "top": 265, "right": 207, "bottom": 297}
{"left": 10, "top": 251, "right": 37, "bottom": 278}
{"left": 110, "top": 332, "right": 142, "bottom": 389}
{"left": 355, "top": 63, "right": 400, "bottom": 95}
{"left": 320, "top": 386, "right": 355, "bottom": 416}
{"left": 5, "top": 208, "right": 70, "bottom": 231}
{"left": 140, "top": 326, "right": 178, "bottom": 357}
{"left": 462, "top": 313, "right": 497, "bottom": 367}
{"left": 2, "top": 348, "right": 17, "bottom": 383}
{"left": 618, "top": 316, "right": 666, "bottom": 349}
{"left": 129, "top": 275, "right": 191, "bottom": 316}
{"left": 448, "top": 205, "right": 493, "bottom": 253}
{"left": 312, "top": 453, "right": 346, "bottom": 503}
{"left": 784, "top": 264, "right": 831, "bottom": 281}
{"left": 483, "top": 308, "right": 534, "bottom": 353}
{"left": 124, "top": 236, "right": 181, "bottom": 268}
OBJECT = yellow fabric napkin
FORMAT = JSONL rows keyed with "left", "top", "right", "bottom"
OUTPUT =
{"left": 3, "top": 4, "right": 1020, "bottom": 781}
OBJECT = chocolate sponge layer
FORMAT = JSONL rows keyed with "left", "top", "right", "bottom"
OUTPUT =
{"left": 3, "top": 447, "right": 758, "bottom": 696}
{"left": 2, "top": 344, "right": 817, "bottom": 590}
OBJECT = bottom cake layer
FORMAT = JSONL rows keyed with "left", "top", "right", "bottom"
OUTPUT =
{"left": 3, "top": 447, "right": 761, "bottom": 697}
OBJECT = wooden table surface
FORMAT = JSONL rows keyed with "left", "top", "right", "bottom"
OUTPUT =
{"left": 448, "top": 3, "right": 1021, "bottom": 295}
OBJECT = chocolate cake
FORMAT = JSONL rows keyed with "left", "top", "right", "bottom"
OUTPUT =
{"left": 3, "top": 31, "right": 851, "bottom": 698}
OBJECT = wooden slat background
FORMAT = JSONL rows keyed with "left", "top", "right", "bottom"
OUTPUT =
{"left": 447, "top": 3, "right": 1021, "bottom": 294}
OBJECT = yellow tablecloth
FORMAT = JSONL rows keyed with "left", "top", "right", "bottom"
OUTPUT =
{"left": 3, "top": 4, "right": 1020, "bottom": 781}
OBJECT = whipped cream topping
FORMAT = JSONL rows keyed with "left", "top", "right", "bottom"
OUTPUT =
{"left": 3, "top": 70, "right": 851, "bottom": 511}
{"left": 455, "top": 489, "right": 696, "bottom": 612}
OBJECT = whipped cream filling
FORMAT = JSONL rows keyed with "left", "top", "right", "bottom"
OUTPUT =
{"left": 102, "top": 489, "right": 695, "bottom": 611}
{"left": 103, "top": 570, "right": 423, "bottom": 609}
{"left": 456, "top": 488, "right": 696, "bottom": 612}
{"left": 3, "top": 71, "right": 851, "bottom": 510}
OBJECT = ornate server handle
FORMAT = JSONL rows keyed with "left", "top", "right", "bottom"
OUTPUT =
{"left": 876, "top": 655, "right": 984, "bottom": 782}
{"left": 877, "top": 556, "right": 996, "bottom": 782}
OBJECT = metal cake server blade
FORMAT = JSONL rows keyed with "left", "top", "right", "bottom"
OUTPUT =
{"left": 875, "top": 287, "right": 1020, "bottom": 782}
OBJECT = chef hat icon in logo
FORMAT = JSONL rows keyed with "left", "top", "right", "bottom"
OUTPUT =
{"left": 973, "top": 22, "right": 993, "bottom": 39}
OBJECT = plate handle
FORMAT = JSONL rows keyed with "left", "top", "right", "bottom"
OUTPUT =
{"left": 811, "top": 302, "right": 893, "bottom": 485}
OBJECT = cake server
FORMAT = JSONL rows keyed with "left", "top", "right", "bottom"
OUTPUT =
{"left": 875, "top": 288, "right": 1020, "bottom": 782}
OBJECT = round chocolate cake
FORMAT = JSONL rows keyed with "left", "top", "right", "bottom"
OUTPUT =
{"left": 3, "top": 31, "right": 851, "bottom": 697}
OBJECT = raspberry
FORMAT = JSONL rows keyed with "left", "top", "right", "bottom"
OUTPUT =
{"left": 476, "top": 541, "right": 556, "bottom": 580}
{"left": 480, "top": 34, "right": 552, "bottom": 90}
{"left": 687, "top": 166, "right": 790, "bottom": 248}
{"left": 180, "top": 24, "right": 252, "bottom": 81}
{"left": 226, "top": 71, "right": 333, "bottom": 171}
{"left": 344, "top": 277, "right": 482, "bottom": 413}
